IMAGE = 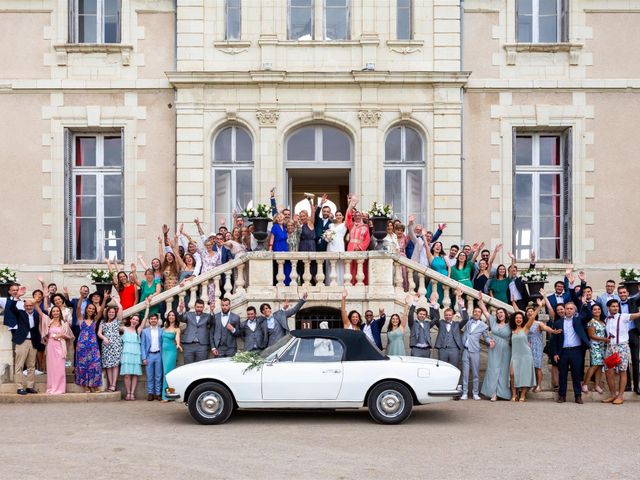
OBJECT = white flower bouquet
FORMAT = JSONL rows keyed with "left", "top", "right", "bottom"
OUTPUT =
{"left": 322, "top": 229, "right": 336, "bottom": 243}
{"left": 521, "top": 269, "right": 548, "bottom": 282}
{"left": 368, "top": 201, "right": 393, "bottom": 217}
{"left": 0, "top": 267, "right": 17, "bottom": 283}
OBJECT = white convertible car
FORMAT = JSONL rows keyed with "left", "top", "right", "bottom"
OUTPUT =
{"left": 165, "top": 329, "right": 461, "bottom": 425}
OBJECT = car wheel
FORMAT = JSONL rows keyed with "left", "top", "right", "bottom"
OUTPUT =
{"left": 188, "top": 382, "right": 234, "bottom": 425}
{"left": 367, "top": 381, "right": 413, "bottom": 425}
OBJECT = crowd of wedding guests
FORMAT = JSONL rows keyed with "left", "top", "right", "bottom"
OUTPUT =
{"left": 1, "top": 190, "right": 639, "bottom": 406}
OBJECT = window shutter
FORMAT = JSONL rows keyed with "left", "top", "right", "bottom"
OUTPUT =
{"left": 560, "top": 0, "right": 569, "bottom": 42}
{"left": 68, "top": 0, "right": 76, "bottom": 43}
{"left": 64, "top": 129, "right": 74, "bottom": 263}
{"left": 562, "top": 128, "right": 572, "bottom": 261}
{"left": 511, "top": 127, "right": 518, "bottom": 254}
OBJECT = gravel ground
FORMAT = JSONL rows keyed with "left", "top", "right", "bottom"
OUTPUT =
{"left": 1, "top": 400, "right": 639, "bottom": 480}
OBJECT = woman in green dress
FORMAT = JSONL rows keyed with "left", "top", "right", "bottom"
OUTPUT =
{"left": 479, "top": 300, "right": 512, "bottom": 401}
{"left": 450, "top": 250, "right": 480, "bottom": 306}
{"left": 386, "top": 301, "right": 409, "bottom": 356}
{"left": 489, "top": 264, "right": 510, "bottom": 304}
{"left": 509, "top": 308, "right": 538, "bottom": 402}
{"left": 161, "top": 310, "right": 182, "bottom": 401}
{"left": 137, "top": 269, "right": 162, "bottom": 316}
{"left": 425, "top": 241, "right": 450, "bottom": 306}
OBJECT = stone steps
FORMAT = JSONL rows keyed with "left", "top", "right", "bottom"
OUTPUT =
{"left": 0, "top": 390, "right": 121, "bottom": 404}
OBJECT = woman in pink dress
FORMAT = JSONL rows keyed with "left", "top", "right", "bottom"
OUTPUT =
{"left": 345, "top": 197, "right": 370, "bottom": 285}
{"left": 35, "top": 304, "right": 75, "bottom": 394}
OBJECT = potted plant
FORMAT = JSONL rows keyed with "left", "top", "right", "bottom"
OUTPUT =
{"left": 0, "top": 267, "right": 18, "bottom": 297}
{"left": 521, "top": 268, "right": 548, "bottom": 300}
{"left": 243, "top": 204, "right": 272, "bottom": 250}
{"left": 368, "top": 201, "right": 393, "bottom": 242}
{"left": 89, "top": 268, "right": 113, "bottom": 296}
{"left": 620, "top": 268, "right": 640, "bottom": 296}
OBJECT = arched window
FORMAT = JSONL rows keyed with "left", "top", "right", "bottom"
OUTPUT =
{"left": 212, "top": 125, "right": 253, "bottom": 226}
{"left": 384, "top": 125, "right": 425, "bottom": 225}
{"left": 286, "top": 125, "right": 352, "bottom": 163}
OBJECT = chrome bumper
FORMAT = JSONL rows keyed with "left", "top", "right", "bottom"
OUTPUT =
{"left": 429, "top": 385, "right": 462, "bottom": 398}
{"left": 164, "top": 389, "right": 181, "bottom": 401}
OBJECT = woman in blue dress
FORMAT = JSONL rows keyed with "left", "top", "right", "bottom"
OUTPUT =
{"left": 269, "top": 213, "right": 290, "bottom": 285}
{"left": 161, "top": 310, "right": 182, "bottom": 401}
{"left": 386, "top": 301, "right": 409, "bottom": 355}
{"left": 479, "top": 301, "right": 511, "bottom": 401}
{"left": 425, "top": 241, "right": 450, "bottom": 306}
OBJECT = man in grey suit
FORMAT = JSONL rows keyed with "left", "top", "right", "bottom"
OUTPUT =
{"left": 259, "top": 291, "right": 308, "bottom": 347}
{"left": 429, "top": 289, "right": 468, "bottom": 368}
{"left": 211, "top": 297, "right": 242, "bottom": 357}
{"left": 408, "top": 297, "right": 433, "bottom": 358}
{"left": 460, "top": 301, "right": 495, "bottom": 400}
{"left": 178, "top": 298, "right": 212, "bottom": 364}
{"left": 241, "top": 306, "right": 267, "bottom": 352}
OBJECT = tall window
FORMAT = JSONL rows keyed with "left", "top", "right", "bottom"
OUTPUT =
{"left": 516, "top": 0, "right": 569, "bottom": 43}
{"left": 286, "top": 126, "right": 351, "bottom": 163}
{"left": 288, "top": 0, "right": 314, "bottom": 40}
{"left": 384, "top": 126, "right": 425, "bottom": 225}
{"left": 213, "top": 126, "right": 253, "bottom": 226}
{"left": 66, "top": 133, "right": 123, "bottom": 262}
{"left": 225, "top": 0, "right": 241, "bottom": 40}
{"left": 325, "top": 0, "right": 350, "bottom": 40}
{"left": 69, "top": 0, "right": 121, "bottom": 44}
{"left": 397, "top": 0, "right": 412, "bottom": 40}
{"left": 513, "top": 131, "right": 572, "bottom": 261}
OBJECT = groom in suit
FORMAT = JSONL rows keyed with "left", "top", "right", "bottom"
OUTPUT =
{"left": 429, "top": 291, "right": 468, "bottom": 368}
{"left": 141, "top": 312, "right": 163, "bottom": 401}
{"left": 259, "top": 291, "right": 308, "bottom": 347}
{"left": 314, "top": 194, "right": 332, "bottom": 252}
{"left": 460, "top": 305, "right": 494, "bottom": 400}
{"left": 211, "top": 297, "right": 242, "bottom": 357}
{"left": 178, "top": 298, "right": 212, "bottom": 364}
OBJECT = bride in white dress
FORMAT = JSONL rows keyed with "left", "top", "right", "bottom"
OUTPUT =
{"left": 326, "top": 210, "right": 347, "bottom": 285}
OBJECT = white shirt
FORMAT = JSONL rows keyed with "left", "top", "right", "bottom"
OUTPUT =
{"left": 445, "top": 323, "right": 451, "bottom": 333}
{"left": 150, "top": 327, "right": 160, "bottom": 352}
{"left": 195, "top": 315, "right": 201, "bottom": 325}
{"left": 246, "top": 320, "right": 256, "bottom": 332}
{"left": 446, "top": 256, "right": 457, "bottom": 267}
{"left": 606, "top": 313, "right": 632, "bottom": 345}
{"left": 362, "top": 323, "right": 374, "bottom": 343}
{"left": 554, "top": 295, "right": 565, "bottom": 305}
{"left": 509, "top": 279, "right": 522, "bottom": 301}
{"left": 562, "top": 317, "right": 581, "bottom": 348}
{"left": 221, "top": 313, "right": 229, "bottom": 328}
{"left": 465, "top": 320, "right": 479, "bottom": 348}
{"left": 267, "top": 316, "right": 275, "bottom": 330}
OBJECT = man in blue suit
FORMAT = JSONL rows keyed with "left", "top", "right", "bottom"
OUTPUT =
{"left": 546, "top": 278, "right": 572, "bottom": 313}
{"left": 550, "top": 301, "right": 591, "bottom": 404}
{"left": 141, "top": 311, "right": 163, "bottom": 401}
{"left": 361, "top": 308, "right": 386, "bottom": 350}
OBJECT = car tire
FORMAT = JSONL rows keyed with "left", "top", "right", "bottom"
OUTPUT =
{"left": 367, "top": 381, "right": 413, "bottom": 425}
{"left": 188, "top": 382, "right": 234, "bottom": 425}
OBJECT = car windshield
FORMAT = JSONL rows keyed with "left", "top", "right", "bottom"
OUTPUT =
{"left": 259, "top": 334, "right": 293, "bottom": 360}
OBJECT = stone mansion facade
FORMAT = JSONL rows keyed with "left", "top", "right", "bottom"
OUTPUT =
{"left": 1, "top": 0, "right": 639, "bottom": 288}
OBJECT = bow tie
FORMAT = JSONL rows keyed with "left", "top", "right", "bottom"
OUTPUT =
{"left": 621, "top": 302, "right": 628, "bottom": 305}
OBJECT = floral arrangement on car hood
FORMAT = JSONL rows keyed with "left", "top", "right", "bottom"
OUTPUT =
{"left": 368, "top": 201, "right": 393, "bottom": 217}
{"left": 521, "top": 268, "right": 548, "bottom": 282}
{"left": 232, "top": 351, "right": 265, "bottom": 374}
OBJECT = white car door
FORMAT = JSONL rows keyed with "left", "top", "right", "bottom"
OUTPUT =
{"left": 262, "top": 338, "right": 344, "bottom": 401}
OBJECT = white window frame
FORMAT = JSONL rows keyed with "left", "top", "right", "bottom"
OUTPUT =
{"left": 225, "top": 0, "right": 241, "bottom": 41}
{"left": 212, "top": 125, "right": 254, "bottom": 226}
{"left": 396, "top": 0, "right": 413, "bottom": 40}
{"left": 324, "top": 0, "right": 350, "bottom": 41}
{"left": 285, "top": 125, "right": 353, "bottom": 166}
{"left": 513, "top": 133, "right": 567, "bottom": 261}
{"left": 70, "top": 0, "right": 121, "bottom": 44}
{"left": 288, "top": 0, "right": 315, "bottom": 40}
{"left": 516, "top": 0, "right": 563, "bottom": 44}
{"left": 69, "top": 133, "right": 124, "bottom": 262}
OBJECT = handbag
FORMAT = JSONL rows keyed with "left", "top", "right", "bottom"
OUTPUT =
{"left": 604, "top": 315, "right": 622, "bottom": 369}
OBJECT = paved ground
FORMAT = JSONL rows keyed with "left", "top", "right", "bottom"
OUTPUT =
{"left": 1, "top": 400, "right": 639, "bottom": 479}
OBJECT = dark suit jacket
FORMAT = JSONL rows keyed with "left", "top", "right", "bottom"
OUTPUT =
{"left": 9, "top": 303, "right": 41, "bottom": 347}
{"left": 314, "top": 207, "right": 331, "bottom": 252}
{"left": 546, "top": 276, "right": 573, "bottom": 313}
{"left": 618, "top": 294, "right": 640, "bottom": 331}
{"left": 214, "top": 245, "right": 232, "bottom": 264}
{"left": 360, "top": 314, "right": 386, "bottom": 350}
{"left": 550, "top": 314, "right": 591, "bottom": 358}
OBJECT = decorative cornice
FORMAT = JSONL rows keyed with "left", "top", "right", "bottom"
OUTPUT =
{"left": 213, "top": 41, "right": 251, "bottom": 55}
{"left": 503, "top": 43, "right": 584, "bottom": 66}
{"left": 386, "top": 40, "right": 425, "bottom": 55}
{"left": 358, "top": 110, "right": 382, "bottom": 126}
{"left": 256, "top": 109, "right": 279, "bottom": 126}
{"left": 53, "top": 44, "right": 134, "bottom": 66}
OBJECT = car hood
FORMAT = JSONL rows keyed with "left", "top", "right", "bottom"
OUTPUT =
{"left": 392, "top": 356, "right": 458, "bottom": 368}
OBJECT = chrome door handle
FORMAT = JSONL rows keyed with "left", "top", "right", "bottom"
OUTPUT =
{"left": 322, "top": 369, "right": 341, "bottom": 374}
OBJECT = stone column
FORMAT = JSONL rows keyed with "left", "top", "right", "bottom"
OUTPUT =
{"left": 358, "top": 108, "right": 382, "bottom": 210}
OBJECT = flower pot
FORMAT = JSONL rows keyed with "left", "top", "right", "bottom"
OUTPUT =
{"left": 248, "top": 217, "right": 271, "bottom": 250}
{"left": 93, "top": 282, "right": 113, "bottom": 297}
{"left": 370, "top": 216, "right": 390, "bottom": 242}
{"left": 624, "top": 280, "right": 640, "bottom": 296}
{"left": 524, "top": 280, "right": 547, "bottom": 300}
{"left": 0, "top": 282, "right": 11, "bottom": 297}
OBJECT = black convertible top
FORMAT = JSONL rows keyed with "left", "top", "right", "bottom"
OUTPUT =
{"left": 291, "top": 329, "right": 389, "bottom": 361}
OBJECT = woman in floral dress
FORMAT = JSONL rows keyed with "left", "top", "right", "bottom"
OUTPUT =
{"left": 74, "top": 303, "right": 102, "bottom": 392}
{"left": 98, "top": 300, "right": 123, "bottom": 392}
{"left": 185, "top": 218, "right": 220, "bottom": 303}
{"left": 583, "top": 303, "right": 608, "bottom": 393}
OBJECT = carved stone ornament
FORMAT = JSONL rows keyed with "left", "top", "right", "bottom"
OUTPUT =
{"left": 358, "top": 110, "right": 382, "bottom": 126}
{"left": 256, "top": 110, "right": 279, "bottom": 126}
{"left": 389, "top": 46, "right": 421, "bottom": 55}
{"left": 217, "top": 47, "right": 249, "bottom": 55}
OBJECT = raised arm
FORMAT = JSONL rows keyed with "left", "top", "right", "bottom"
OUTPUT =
{"left": 194, "top": 217, "right": 205, "bottom": 236}
{"left": 524, "top": 300, "right": 542, "bottom": 331}
{"left": 488, "top": 243, "right": 501, "bottom": 272}
{"left": 270, "top": 187, "right": 278, "bottom": 216}
{"left": 284, "top": 291, "right": 308, "bottom": 317}
{"left": 138, "top": 301, "right": 150, "bottom": 335}
{"left": 471, "top": 242, "right": 484, "bottom": 263}
{"left": 138, "top": 254, "right": 149, "bottom": 272}
{"left": 407, "top": 215, "right": 418, "bottom": 243}
{"left": 425, "top": 240, "right": 434, "bottom": 265}
{"left": 401, "top": 302, "right": 409, "bottom": 330}
{"left": 477, "top": 293, "right": 491, "bottom": 320}
{"left": 341, "top": 288, "right": 350, "bottom": 328}
{"left": 431, "top": 224, "right": 445, "bottom": 244}
{"left": 75, "top": 297, "right": 83, "bottom": 323}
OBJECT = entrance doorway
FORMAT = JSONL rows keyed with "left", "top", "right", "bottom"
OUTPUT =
{"left": 287, "top": 168, "right": 351, "bottom": 214}
{"left": 295, "top": 306, "right": 343, "bottom": 329}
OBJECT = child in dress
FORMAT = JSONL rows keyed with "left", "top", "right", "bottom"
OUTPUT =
{"left": 120, "top": 304, "right": 147, "bottom": 401}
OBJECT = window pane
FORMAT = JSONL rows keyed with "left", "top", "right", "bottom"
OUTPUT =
{"left": 104, "top": 174, "right": 122, "bottom": 195}
{"left": 539, "top": 0, "right": 557, "bottom": 15}
{"left": 76, "top": 137, "right": 96, "bottom": 166}
{"left": 290, "top": 6, "right": 313, "bottom": 40}
{"left": 385, "top": 128, "right": 402, "bottom": 162}
{"left": 515, "top": 136, "right": 532, "bottom": 166}
{"left": 214, "top": 127, "right": 232, "bottom": 163}
{"left": 104, "top": 196, "right": 122, "bottom": 217}
{"left": 235, "top": 169, "right": 253, "bottom": 212}
{"left": 287, "top": 128, "right": 315, "bottom": 161}
{"left": 517, "top": 15, "right": 532, "bottom": 42}
{"left": 291, "top": 0, "right": 312, "bottom": 5}
{"left": 103, "top": 238, "right": 122, "bottom": 261}
{"left": 539, "top": 173, "right": 560, "bottom": 195}
{"left": 322, "top": 127, "right": 350, "bottom": 161}
{"left": 539, "top": 215, "right": 559, "bottom": 237}
{"left": 76, "top": 195, "right": 97, "bottom": 217}
{"left": 539, "top": 238, "right": 560, "bottom": 260}
{"left": 538, "top": 136, "right": 560, "bottom": 165}
{"left": 404, "top": 127, "right": 422, "bottom": 163}
{"left": 406, "top": 169, "right": 423, "bottom": 225}
{"left": 517, "top": 0, "right": 532, "bottom": 15}
{"left": 103, "top": 0, "right": 120, "bottom": 43}
{"left": 79, "top": 14, "right": 97, "bottom": 43}
{"left": 235, "top": 128, "right": 253, "bottom": 162}
{"left": 226, "top": 0, "right": 241, "bottom": 41}
{"left": 325, "top": 1, "right": 348, "bottom": 40}
{"left": 104, "top": 217, "right": 123, "bottom": 240}
{"left": 294, "top": 338, "right": 343, "bottom": 362}
{"left": 514, "top": 216, "right": 532, "bottom": 260}
{"left": 539, "top": 15, "right": 558, "bottom": 43}
{"left": 104, "top": 136, "right": 122, "bottom": 166}
{"left": 214, "top": 170, "right": 231, "bottom": 220}
{"left": 514, "top": 174, "right": 532, "bottom": 217}
{"left": 79, "top": 0, "right": 97, "bottom": 15}
{"left": 75, "top": 175, "right": 96, "bottom": 196}
{"left": 76, "top": 218, "right": 97, "bottom": 260}
{"left": 384, "top": 170, "right": 402, "bottom": 219}
{"left": 397, "top": 1, "right": 412, "bottom": 40}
